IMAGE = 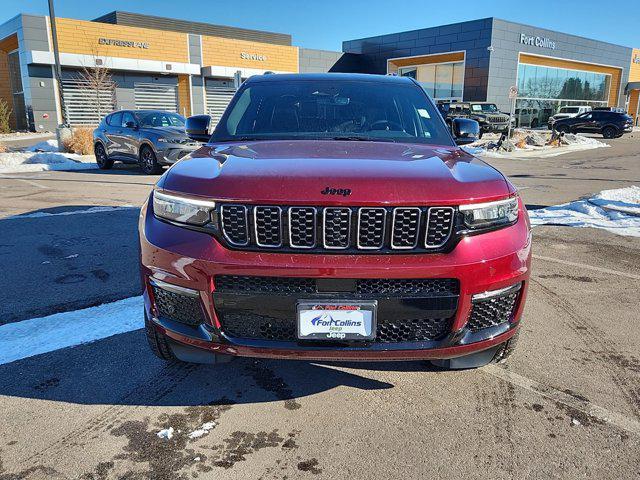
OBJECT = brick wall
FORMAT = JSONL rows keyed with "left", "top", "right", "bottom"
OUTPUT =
{"left": 201, "top": 35, "right": 298, "bottom": 72}
{"left": 177, "top": 74, "right": 191, "bottom": 117}
{"left": 54, "top": 18, "right": 189, "bottom": 63}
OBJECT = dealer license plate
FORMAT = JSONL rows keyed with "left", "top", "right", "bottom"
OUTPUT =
{"left": 297, "top": 301, "right": 377, "bottom": 341}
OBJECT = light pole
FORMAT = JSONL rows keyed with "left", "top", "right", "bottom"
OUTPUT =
{"left": 48, "top": 0, "right": 68, "bottom": 126}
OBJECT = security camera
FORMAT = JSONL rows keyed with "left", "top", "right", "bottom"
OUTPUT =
{"left": 487, "top": 45, "right": 494, "bottom": 52}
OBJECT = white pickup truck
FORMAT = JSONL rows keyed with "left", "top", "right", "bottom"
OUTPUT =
{"left": 548, "top": 106, "right": 592, "bottom": 129}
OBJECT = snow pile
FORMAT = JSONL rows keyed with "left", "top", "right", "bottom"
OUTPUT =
{"left": 467, "top": 129, "right": 609, "bottom": 159}
{"left": 528, "top": 186, "right": 640, "bottom": 237}
{"left": 0, "top": 151, "right": 97, "bottom": 173}
{"left": 157, "top": 428, "right": 174, "bottom": 440}
{"left": 27, "top": 139, "right": 60, "bottom": 152}
{"left": 187, "top": 422, "right": 216, "bottom": 439}
{"left": 0, "top": 296, "right": 142, "bottom": 365}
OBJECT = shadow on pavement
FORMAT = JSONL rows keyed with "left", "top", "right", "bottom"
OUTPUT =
{"left": 0, "top": 330, "right": 395, "bottom": 407}
{"left": 0, "top": 205, "right": 141, "bottom": 324}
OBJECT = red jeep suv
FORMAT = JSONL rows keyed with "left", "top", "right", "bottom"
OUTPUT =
{"left": 139, "top": 73, "right": 531, "bottom": 369}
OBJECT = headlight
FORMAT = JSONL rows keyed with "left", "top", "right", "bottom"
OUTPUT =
{"left": 152, "top": 190, "right": 215, "bottom": 226}
{"left": 459, "top": 197, "right": 519, "bottom": 230}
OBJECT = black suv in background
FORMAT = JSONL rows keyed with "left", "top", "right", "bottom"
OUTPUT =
{"left": 552, "top": 110, "right": 633, "bottom": 138}
{"left": 438, "top": 101, "right": 513, "bottom": 138}
{"left": 93, "top": 110, "right": 201, "bottom": 174}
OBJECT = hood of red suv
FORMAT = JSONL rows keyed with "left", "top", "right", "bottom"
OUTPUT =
{"left": 160, "top": 140, "right": 511, "bottom": 205}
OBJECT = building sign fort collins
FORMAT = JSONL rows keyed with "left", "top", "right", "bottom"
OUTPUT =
{"left": 98, "top": 37, "right": 149, "bottom": 49}
{"left": 520, "top": 33, "right": 556, "bottom": 50}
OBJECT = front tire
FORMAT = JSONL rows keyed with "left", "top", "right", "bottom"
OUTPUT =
{"left": 139, "top": 145, "right": 163, "bottom": 175}
{"left": 602, "top": 126, "right": 618, "bottom": 139}
{"left": 94, "top": 143, "right": 113, "bottom": 170}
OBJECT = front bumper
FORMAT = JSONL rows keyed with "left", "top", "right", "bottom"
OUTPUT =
{"left": 139, "top": 200, "right": 532, "bottom": 361}
{"left": 480, "top": 122, "right": 510, "bottom": 133}
{"left": 157, "top": 143, "right": 201, "bottom": 165}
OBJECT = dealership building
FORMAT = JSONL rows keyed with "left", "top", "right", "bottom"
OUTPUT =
{"left": 1, "top": 12, "right": 639, "bottom": 131}
{"left": 0, "top": 11, "right": 341, "bottom": 131}
{"left": 339, "top": 18, "right": 640, "bottom": 126}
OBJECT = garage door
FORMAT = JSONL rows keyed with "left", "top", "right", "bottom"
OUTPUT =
{"left": 205, "top": 87, "right": 236, "bottom": 126}
{"left": 134, "top": 82, "right": 178, "bottom": 112}
{"left": 61, "top": 78, "right": 115, "bottom": 126}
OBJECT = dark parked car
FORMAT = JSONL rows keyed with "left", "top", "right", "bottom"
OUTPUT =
{"left": 140, "top": 73, "right": 531, "bottom": 369}
{"left": 93, "top": 110, "right": 202, "bottom": 174}
{"left": 552, "top": 110, "right": 633, "bottom": 138}
{"left": 439, "top": 101, "right": 514, "bottom": 138}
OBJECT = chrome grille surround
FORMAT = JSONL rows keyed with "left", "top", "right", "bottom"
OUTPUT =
{"left": 218, "top": 204, "right": 457, "bottom": 253}
{"left": 254, "top": 206, "right": 283, "bottom": 247}
{"left": 391, "top": 207, "right": 422, "bottom": 249}
{"left": 220, "top": 205, "right": 249, "bottom": 246}
{"left": 322, "top": 207, "right": 351, "bottom": 249}
{"left": 425, "top": 207, "right": 455, "bottom": 249}
{"left": 288, "top": 207, "right": 317, "bottom": 249}
{"left": 357, "top": 208, "right": 387, "bottom": 249}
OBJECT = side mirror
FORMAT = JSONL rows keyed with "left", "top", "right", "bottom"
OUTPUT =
{"left": 185, "top": 115, "right": 213, "bottom": 142}
{"left": 452, "top": 118, "right": 479, "bottom": 145}
{"left": 125, "top": 121, "right": 137, "bottom": 129}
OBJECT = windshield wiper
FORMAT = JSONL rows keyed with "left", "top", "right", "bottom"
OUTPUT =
{"left": 331, "top": 135, "right": 396, "bottom": 143}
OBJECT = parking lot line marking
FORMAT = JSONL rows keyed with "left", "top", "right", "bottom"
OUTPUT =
{"left": 6, "top": 205, "right": 138, "bottom": 220}
{"left": 532, "top": 254, "right": 640, "bottom": 281}
{"left": 0, "top": 296, "right": 142, "bottom": 366}
{"left": 484, "top": 365, "right": 640, "bottom": 436}
{"left": 15, "top": 178, "right": 47, "bottom": 189}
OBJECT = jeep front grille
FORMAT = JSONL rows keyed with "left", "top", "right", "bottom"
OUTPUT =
{"left": 217, "top": 204, "right": 456, "bottom": 253}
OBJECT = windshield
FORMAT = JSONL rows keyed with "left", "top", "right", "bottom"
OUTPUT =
{"left": 559, "top": 107, "right": 579, "bottom": 114}
{"left": 211, "top": 79, "right": 453, "bottom": 145}
{"left": 471, "top": 104, "right": 499, "bottom": 113}
{"left": 136, "top": 112, "right": 185, "bottom": 128}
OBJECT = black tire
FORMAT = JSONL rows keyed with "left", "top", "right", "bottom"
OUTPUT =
{"left": 491, "top": 331, "right": 520, "bottom": 364}
{"left": 602, "top": 126, "right": 618, "bottom": 139}
{"left": 531, "top": 118, "right": 539, "bottom": 128}
{"left": 139, "top": 145, "right": 163, "bottom": 175}
{"left": 94, "top": 143, "right": 113, "bottom": 170}
{"left": 145, "top": 312, "right": 177, "bottom": 362}
{"left": 555, "top": 125, "right": 569, "bottom": 134}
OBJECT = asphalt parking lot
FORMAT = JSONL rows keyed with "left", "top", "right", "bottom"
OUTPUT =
{"left": 0, "top": 135, "right": 638, "bottom": 479}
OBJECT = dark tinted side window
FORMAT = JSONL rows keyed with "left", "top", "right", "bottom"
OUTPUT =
{"left": 122, "top": 112, "right": 136, "bottom": 127}
{"left": 108, "top": 112, "right": 122, "bottom": 126}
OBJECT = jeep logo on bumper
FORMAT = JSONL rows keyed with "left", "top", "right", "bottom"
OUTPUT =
{"left": 321, "top": 187, "right": 352, "bottom": 196}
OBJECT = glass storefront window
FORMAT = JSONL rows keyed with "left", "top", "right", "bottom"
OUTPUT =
{"left": 517, "top": 63, "right": 610, "bottom": 103}
{"left": 515, "top": 62, "right": 611, "bottom": 126}
{"left": 399, "top": 61, "right": 464, "bottom": 101}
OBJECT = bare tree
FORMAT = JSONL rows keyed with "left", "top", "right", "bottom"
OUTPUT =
{"left": 74, "top": 41, "right": 116, "bottom": 124}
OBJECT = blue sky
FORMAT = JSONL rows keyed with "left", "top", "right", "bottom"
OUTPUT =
{"left": 4, "top": 0, "right": 638, "bottom": 51}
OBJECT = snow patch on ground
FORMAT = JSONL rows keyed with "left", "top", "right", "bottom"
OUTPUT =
{"left": 528, "top": 186, "right": 640, "bottom": 237}
{"left": 27, "top": 139, "right": 60, "bottom": 152}
{"left": 0, "top": 296, "right": 142, "bottom": 365}
{"left": 157, "top": 427, "right": 174, "bottom": 440}
{"left": 0, "top": 151, "right": 97, "bottom": 173}
{"left": 188, "top": 422, "right": 216, "bottom": 440}
{"left": 474, "top": 135, "right": 609, "bottom": 159}
{"left": 9, "top": 205, "right": 138, "bottom": 219}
